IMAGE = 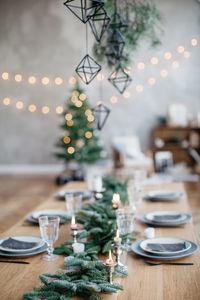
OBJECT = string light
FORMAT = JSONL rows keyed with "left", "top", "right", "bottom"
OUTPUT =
{"left": 16, "top": 101, "right": 23, "bottom": 109}
{"left": 42, "top": 106, "right": 50, "bottom": 114}
{"left": 172, "top": 61, "right": 180, "bottom": 69}
{"left": 67, "top": 120, "right": 74, "bottom": 126}
{"left": 41, "top": 77, "right": 49, "bottom": 85}
{"left": 28, "top": 76, "right": 36, "bottom": 84}
{"left": 63, "top": 137, "right": 71, "bottom": 144}
{"left": 3, "top": 97, "right": 10, "bottom": 105}
{"left": 79, "top": 93, "right": 86, "bottom": 101}
{"left": 177, "top": 46, "right": 184, "bottom": 53}
{"left": 136, "top": 85, "right": 143, "bottom": 92}
{"left": 137, "top": 62, "right": 145, "bottom": 70}
{"left": 85, "top": 109, "right": 91, "bottom": 116}
{"left": 160, "top": 69, "right": 168, "bottom": 77}
{"left": 85, "top": 131, "right": 92, "bottom": 139}
{"left": 151, "top": 57, "right": 159, "bottom": 65}
{"left": 28, "top": 104, "right": 36, "bottom": 112}
{"left": 69, "top": 77, "right": 76, "bottom": 84}
{"left": 148, "top": 77, "right": 156, "bottom": 85}
{"left": 67, "top": 146, "right": 75, "bottom": 154}
{"left": 164, "top": 52, "right": 172, "bottom": 60}
{"left": 97, "top": 73, "right": 104, "bottom": 81}
{"left": 72, "top": 90, "right": 79, "bottom": 97}
{"left": 56, "top": 106, "right": 63, "bottom": 114}
{"left": 191, "top": 38, "right": 198, "bottom": 46}
{"left": 184, "top": 51, "right": 190, "bottom": 58}
{"left": 2, "top": 72, "right": 9, "bottom": 80}
{"left": 124, "top": 67, "right": 131, "bottom": 74}
{"left": 110, "top": 96, "right": 118, "bottom": 103}
{"left": 65, "top": 113, "right": 72, "bottom": 121}
{"left": 75, "top": 100, "right": 82, "bottom": 107}
{"left": 123, "top": 91, "right": 131, "bottom": 98}
{"left": 55, "top": 77, "right": 63, "bottom": 85}
{"left": 71, "top": 95, "right": 77, "bottom": 103}
{"left": 15, "top": 74, "right": 22, "bottom": 82}
{"left": 87, "top": 115, "right": 94, "bottom": 122}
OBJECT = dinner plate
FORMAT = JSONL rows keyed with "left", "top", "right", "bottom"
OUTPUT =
{"left": 56, "top": 189, "right": 92, "bottom": 200}
{"left": 144, "top": 190, "right": 183, "bottom": 201}
{"left": 140, "top": 237, "right": 191, "bottom": 256}
{"left": 27, "top": 209, "right": 70, "bottom": 224}
{"left": 139, "top": 213, "right": 191, "bottom": 227}
{"left": 0, "top": 243, "right": 47, "bottom": 257}
{"left": 145, "top": 211, "right": 187, "bottom": 223}
{"left": 131, "top": 239, "right": 198, "bottom": 260}
{"left": 0, "top": 236, "right": 45, "bottom": 253}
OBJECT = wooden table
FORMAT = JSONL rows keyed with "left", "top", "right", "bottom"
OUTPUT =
{"left": 0, "top": 182, "right": 199, "bottom": 300}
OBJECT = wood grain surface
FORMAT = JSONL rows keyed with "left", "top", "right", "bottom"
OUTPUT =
{"left": 0, "top": 180, "right": 199, "bottom": 300}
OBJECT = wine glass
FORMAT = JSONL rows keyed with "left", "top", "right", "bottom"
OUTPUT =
{"left": 39, "top": 216, "right": 60, "bottom": 261}
{"left": 116, "top": 209, "right": 135, "bottom": 250}
{"left": 65, "top": 193, "right": 82, "bottom": 216}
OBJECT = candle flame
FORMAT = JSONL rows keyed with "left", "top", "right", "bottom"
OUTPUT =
{"left": 71, "top": 215, "right": 76, "bottom": 225}
{"left": 112, "top": 193, "right": 120, "bottom": 204}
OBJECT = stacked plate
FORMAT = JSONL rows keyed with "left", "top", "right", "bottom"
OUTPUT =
{"left": 27, "top": 209, "right": 70, "bottom": 224}
{"left": 140, "top": 211, "right": 191, "bottom": 227}
{"left": 143, "top": 190, "right": 183, "bottom": 201}
{"left": 0, "top": 236, "right": 47, "bottom": 257}
{"left": 56, "top": 189, "right": 92, "bottom": 200}
{"left": 131, "top": 237, "right": 198, "bottom": 260}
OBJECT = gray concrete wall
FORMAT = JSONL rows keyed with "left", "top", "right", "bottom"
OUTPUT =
{"left": 0, "top": 0, "right": 199, "bottom": 165}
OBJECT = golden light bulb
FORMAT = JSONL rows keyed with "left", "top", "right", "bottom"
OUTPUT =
{"left": 172, "top": 61, "right": 179, "bottom": 69}
{"left": 164, "top": 52, "right": 172, "bottom": 60}
{"left": 72, "top": 90, "right": 79, "bottom": 97}
{"left": 56, "top": 106, "right": 63, "bottom": 114}
{"left": 63, "top": 137, "right": 71, "bottom": 144}
{"left": 2, "top": 72, "right": 9, "bottom": 80}
{"left": 148, "top": 77, "right": 156, "bottom": 85}
{"left": 87, "top": 115, "right": 94, "bottom": 122}
{"left": 136, "top": 85, "right": 144, "bottom": 92}
{"left": 15, "top": 74, "right": 22, "bottom": 82}
{"left": 160, "top": 69, "right": 168, "bottom": 77}
{"left": 65, "top": 113, "right": 72, "bottom": 121}
{"left": 41, "top": 77, "right": 49, "bottom": 85}
{"left": 3, "top": 97, "right": 10, "bottom": 105}
{"left": 137, "top": 62, "right": 145, "bottom": 70}
{"left": 85, "top": 109, "right": 91, "bottom": 116}
{"left": 177, "top": 46, "right": 184, "bottom": 53}
{"left": 55, "top": 77, "right": 63, "bottom": 85}
{"left": 123, "top": 91, "right": 130, "bottom": 98}
{"left": 67, "top": 120, "right": 74, "bottom": 127}
{"left": 16, "top": 101, "right": 23, "bottom": 109}
{"left": 71, "top": 96, "right": 77, "bottom": 103}
{"left": 69, "top": 77, "right": 77, "bottom": 84}
{"left": 151, "top": 57, "right": 159, "bottom": 64}
{"left": 68, "top": 147, "right": 75, "bottom": 154}
{"left": 42, "top": 106, "right": 50, "bottom": 114}
{"left": 184, "top": 51, "right": 190, "bottom": 58}
{"left": 191, "top": 38, "right": 198, "bottom": 46}
{"left": 28, "top": 104, "right": 36, "bottom": 112}
{"left": 79, "top": 93, "right": 86, "bottom": 101}
{"left": 28, "top": 76, "right": 36, "bottom": 84}
{"left": 75, "top": 101, "right": 82, "bottom": 107}
{"left": 85, "top": 131, "right": 92, "bottom": 139}
{"left": 110, "top": 96, "right": 118, "bottom": 103}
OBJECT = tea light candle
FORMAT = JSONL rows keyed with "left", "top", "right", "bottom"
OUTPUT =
{"left": 72, "top": 242, "right": 85, "bottom": 253}
{"left": 105, "top": 250, "right": 114, "bottom": 266}
{"left": 71, "top": 216, "right": 77, "bottom": 230}
{"left": 112, "top": 193, "right": 120, "bottom": 204}
{"left": 144, "top": 227, "right": 155, "bottom": 239}
{"left": 114, "top": 229, "right": 122, "bottom": 244}
{"left": 93, "top": 175, "right": 103, "bottom": 192}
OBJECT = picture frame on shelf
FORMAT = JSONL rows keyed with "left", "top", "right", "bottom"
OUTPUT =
{"left": 167, "top": 103, "right": 188, "bottom": 127}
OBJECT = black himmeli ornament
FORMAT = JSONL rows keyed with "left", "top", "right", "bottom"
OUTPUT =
{"left": 108, "top": 65, "right": 132, "bottom": 94}
{"left": 92, "top": 103, "right": 110, "bottom": 130}
{"left": 63, "top": 0, "right": 104, "bottom": 24}
{"left": 108, "top": 29, "right": 125, "bottom": 59}
{"left": 89, "top": 6, "right": 111, "bottom": 42}
{"left": 75, "top": 54, "right": 101, "bottom": 84}
{"left": 109, "top": 12, "right": 129, "bottom": 30}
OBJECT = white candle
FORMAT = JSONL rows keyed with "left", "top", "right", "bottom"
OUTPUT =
{"left": 112, "top": 193, "right": 120, "bottom": 204}
{"left": 72, "top": 242, "right": 85, "bottom": 253}
{"left": 144, "top": 227, "right": 155, "bottom": 239}
{"left": 105, "top": 250, "right": 114, "bottom": 266}
{"left": 93, "top": 176, "right": 102, "bottom": 192}
{"left": 71, "top": 216, "right": 77, "bottom": 230}
{"left": 114, "top": 229, "right": 122, "bottom": 244}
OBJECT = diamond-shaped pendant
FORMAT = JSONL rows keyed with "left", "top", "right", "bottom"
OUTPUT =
{"left": 75, "top": 54, "right": 101, "bottom": 84}
{"left": 108, "top": 65, "right": 132, "bottom": 94}
{"left": 92, "top": 103, "right": 110, "bottom": 130}
{"left": 89, "top": 7, "right": 111, "bottom": 42}
{"left": 108, "top": 29, "right": 125, "bottom": 59}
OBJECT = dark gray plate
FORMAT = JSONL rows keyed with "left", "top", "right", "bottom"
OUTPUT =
{"left": 140, "top": 214, "right": 192, "bottom": 227}
{"left": 131, "top": 239, "right": 198, "bottom": 260}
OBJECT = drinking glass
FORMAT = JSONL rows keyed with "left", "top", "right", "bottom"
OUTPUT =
{"left": 39, "top": 216, "right": 60, "bottom": 261}
{"left": 116, "top": 210, "right": 135, "bottom": 250}
{"left": 65, "top": 193, "right": 82, "bottom": 216}
{"left": 127, "top": 185, "right": 142, "bottom": 211}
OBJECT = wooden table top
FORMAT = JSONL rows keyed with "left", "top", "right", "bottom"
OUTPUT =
{"left": 0, "top": 181, "right": 199, "bottom": 300}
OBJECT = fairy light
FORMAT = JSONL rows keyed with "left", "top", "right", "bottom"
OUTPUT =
{"left": 28, "top": 76, "right": 36, "bottom": 84}
{"left": 73, "top": 90, "right": 79, "bottom": 97}
{"left": 172, "top": 61, "right": 180, "bottom": 69}
{"left": 71, "top": 96, "right": 77, "bottom": 103}
{"left": 87, "top": 115, "right": 94, "bottom": 122}
{"left": 191, "top": 38, "right": 198, "bottom": 46}
{"left": 63, "top": 136, "right": 71, "bottom": 144}
{"left": 97, "top": 73, "right": 104, "bottom": 81}
{"left": 184, "top": 51, "right": 190, "bottom": 58}
{"left": 79, "top": 93, "right": 86, "bottom": 101}
{"left": 123, "top": 91, "right": 130, "bottom": 98}
{"left": 85, "top": 109, "right": 91, "bottom": 116}
{"left": 136, "top": 85, "right": 143, "bottom": 92}
{"left": 124, "top": 68, "right": 131, "bottom": 74}
{"left": 2, "top": 72, "right": 9, "bottom": 80}
{"left": 15, "top": 74, "right": 22, "bottom": 82}
{"left": 148, "top": 77, "right": 156, "bottom": 85}
{"left": 16, "top": 101, "right": 23, "bottom": 109}
{"left": 69, "top": 77, "right": 77, "bottom": 84}
{"left": 65, "top": 113, "right": 72, "bottom": 121}
{"left": 177, "top": 46, "right": 184, "bottom": 53}
{"left": 151, "top": 57, "right": 159, "bottom": 65}
{"left": 110, "top": 96, "right": 118, "bottom": 103}
{"left": 28, "top": 104, "right": 36, "bottom": 112}
{"left": 42, "top": 106, "right": 50, "bottom": 114}
{"left": 55, "top": 77, "right": 63, "bottom": 85}
{"left": 137, "top": 62, "right": 145, "bottom": 70}
{"left": 67, "top": 120, "right": 74, "bottom": 127}
{"left": 68, "top": 146, "right": 75, "bottom": 154}
{"left": 160, "top": 69, "right": 168, "bottom": 77}
{"left": 75, "top": 100, "right": 82, "bottom": 107}
{"left": 164, "top": 52, "right": 172, "bottom": 60}
{"left": 56, "top": 106, "right": 63, "bottom": 114}
{"left": 3, "top": 97, "right": 10, "bottom": 105}
{"left": 41, "top": 77, "right": 49, "bottom": 85}
{"left": 85, "top": 131, "right": 92, "bottom": 139}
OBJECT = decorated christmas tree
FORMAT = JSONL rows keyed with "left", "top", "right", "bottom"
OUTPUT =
{"left": 55, "top": 79, "right": 103, "bottom": 165}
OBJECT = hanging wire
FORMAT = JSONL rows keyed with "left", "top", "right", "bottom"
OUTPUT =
{"left": 86, "top": 22, "right": 89, "bottom": 54}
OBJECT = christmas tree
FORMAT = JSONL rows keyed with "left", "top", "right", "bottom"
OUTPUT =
{"left": 55, "top": 79, "right": 103, "bottom": 165}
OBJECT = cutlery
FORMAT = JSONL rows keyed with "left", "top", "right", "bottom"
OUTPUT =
{"left": 0, "top": 260, "right": 30, "bottom": 264}
{"left": 141, "top": 259, "right": 193, "bottom": 266}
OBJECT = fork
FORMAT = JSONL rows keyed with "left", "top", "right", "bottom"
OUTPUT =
{"left": 141, "top": 259, "right": 194, "bottom": 266}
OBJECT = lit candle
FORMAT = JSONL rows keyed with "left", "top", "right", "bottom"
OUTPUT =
{"left": 72, "top": 242, "right": 85, "bottom": 253}
{"left": 93, "top": 175, "right": 102, "bottom": 192}
{"left": 112, "top": 193, "right": 120, "bottom": 204}
{"left": 105, "top": 250, "right": 114, "bottom": 266}
{"left": 71, "top": 216, "right": 77, "bottom": 230}
{"left": 114, "top": 229, "right": 122, "bottom": 244}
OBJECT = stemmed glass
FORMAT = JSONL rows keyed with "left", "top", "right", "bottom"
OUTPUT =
{"left": 116, "top": 209, "right": 135, "bottom": 250}
{"left": 65, "top": 193, "right": 82, "bottom": 216}
{"left": 39, "top": 216, "right": 60, "bottom": 261}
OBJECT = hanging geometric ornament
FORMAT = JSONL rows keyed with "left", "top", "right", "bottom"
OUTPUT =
{"left": 92, "top": 103, "right": 110, "bottom": 130}
{"left": 75, "top": 54, "right": 101, "bottom": 84}
{"left": 89, "top": 7, "right": 111, "bottom": 42}
{"left": 108, "top": 29, "right": 125, "bottom": 59}
{"left": 63, "top": 0, "right": 104, "bottom": 24}
{"left": 109, "top": 12, "right": 129, "bottom": 30}
{"left": 108, "top": 65, "right": 132, "bottom": 94}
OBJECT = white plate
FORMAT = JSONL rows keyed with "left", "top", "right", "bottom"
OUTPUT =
{"left": 0, "top": 236, "right": 45, "bottom": 253}
{"left": 56, "top": 189, "right": 91, "bottom": 200}
{"left": 140, "top": 237, "right": 191, "bottom": 256}
{"left": 145, "top": 211, "right": 186, "bottom": 223}
{"left": 0, "top": 243, "right": 47, "bottom": 257}
{"left": 32, "top": 209, "right": 69, "bottom": 220}
{"left": 144, "top": 190, "right": 182, "bottom": 201}
{"left": 140, "top": 213, "right": 191, "bottom": 227}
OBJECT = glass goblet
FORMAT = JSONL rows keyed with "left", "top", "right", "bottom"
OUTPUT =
{"left": 39, "top": 215, "right": 60, "bottom": 261}
{"left": 116, "top": 210, "right": 135, "bottom": 250}
{"left": 65, "top": 193, "right": 82, "bottom": 216}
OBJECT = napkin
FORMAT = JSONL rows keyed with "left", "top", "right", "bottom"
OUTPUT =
{"left": 152, "top": 214, "right": 182, "bottom": 222}
{"left": 146, "top": 242, "right": 187, "bottom": 253}
{"left": 1, "top": 237, "right": 38, "bottom": 250}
